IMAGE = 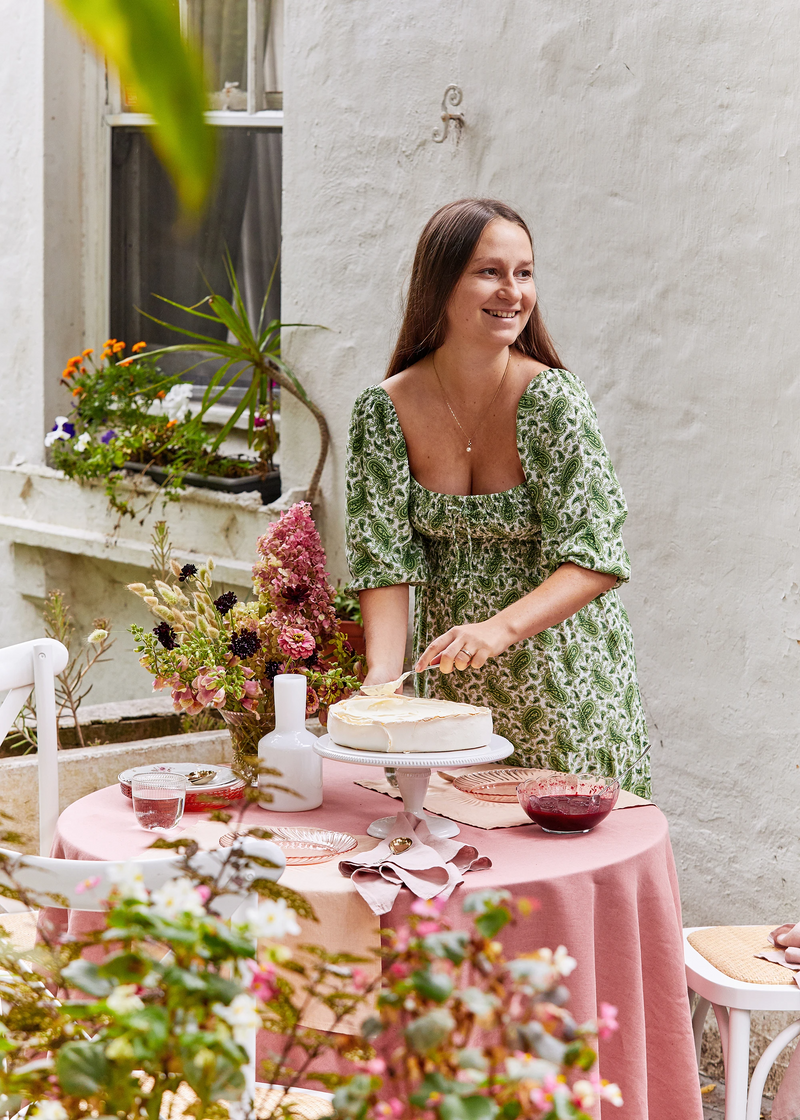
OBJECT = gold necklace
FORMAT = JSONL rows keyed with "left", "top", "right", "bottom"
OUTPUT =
{"left": 432, "top": 351, "right": 511, "bottom": 453}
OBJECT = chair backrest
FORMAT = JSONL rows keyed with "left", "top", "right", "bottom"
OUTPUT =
{"left": 0, "top": 839, "right": 286, "bottom": 914}
{"left": 0, "top": 639, "right": 69, "bottom": 857}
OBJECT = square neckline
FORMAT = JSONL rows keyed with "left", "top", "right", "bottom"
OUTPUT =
{"left": 377, "top": 367, "right": 560, "bottom": 498}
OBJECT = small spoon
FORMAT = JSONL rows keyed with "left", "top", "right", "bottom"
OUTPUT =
{"left": 186, "top": 769, "right": 215, "bottom": 786}
{"left": 590, "top": 742, "right": 652, "bottom": 802}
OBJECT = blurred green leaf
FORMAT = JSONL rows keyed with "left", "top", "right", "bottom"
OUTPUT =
{"left": 56, "top": 1041, "right": 109, "bottom": 1096}
{"left": 61, "top": 958, "right": 112, "bottom": 997}
{"left": 410, "top": 968, "right": 454, "bottom": 1004}
{"left": 54, "top": 0, "right": 215, "bottom": 214}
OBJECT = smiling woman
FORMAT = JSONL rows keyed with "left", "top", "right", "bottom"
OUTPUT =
{"left": 344, "top": 198, "right": 651, "bottom": 794}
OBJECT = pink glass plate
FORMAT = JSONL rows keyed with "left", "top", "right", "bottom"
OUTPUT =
{"left": 452, "top": 768, "right": 555, "bottom": 803}
{"left": 219, "top": 826, "right": 358, "bottom": 865}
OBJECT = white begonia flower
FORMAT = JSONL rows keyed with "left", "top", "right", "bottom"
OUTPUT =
{"left": 33, "top": 1103, "right": 68, "bottom": 1120}
{"left": 107, "top": 863, "right": 148, "bottom": 902}
{"left": 150, "top": 876, "right": 206, "bottom": 921}
{"left": 600, "top": 1082, "right": 623, "bottom": 1107}
{"left": 106, "top": 984, "right": 144, "bottom": 1015}
{"left": 237, "top": 897, "right": 301, "bottom": 941}
{"left": 44, "top": 417, "right": 74, "bottom": 447}
{"left": 505, "top": 1054, "right": 557, "bottom": 1083}
{"left": 74, "top": 432, "right": 92, "bottom": 452}
{"left": 213, "top": 992, "right": 259, "bottom": 1045}
{"left": 161, "top": 383, "right": 193, "bottom": 423}
{"left": 87, "top": 628, "right": 108, "bottom": 645}
{"left": 551, "top": 945, "right": 577, "bottom": 978}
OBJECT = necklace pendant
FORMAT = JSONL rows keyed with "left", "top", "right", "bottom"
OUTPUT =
{"left": 466, "top": 443, "right": 472, "bottom": 453}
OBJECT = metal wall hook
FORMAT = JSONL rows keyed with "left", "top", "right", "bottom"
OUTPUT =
{"left": 432, "top": 85, "right": 464, "bottom": 143}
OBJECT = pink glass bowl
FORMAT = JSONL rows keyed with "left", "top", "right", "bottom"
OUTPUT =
{"left": 517, "top": 773, "right": 620, "bottom": 834}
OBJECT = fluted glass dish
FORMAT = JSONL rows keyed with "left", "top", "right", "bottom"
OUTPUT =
{"left": 220, "top": 826, "right": 357, "bottom": 865}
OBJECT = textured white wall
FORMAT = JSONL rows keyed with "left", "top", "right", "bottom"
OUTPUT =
{"left": 281, "top": 0, "right": 800, "bottom": 924}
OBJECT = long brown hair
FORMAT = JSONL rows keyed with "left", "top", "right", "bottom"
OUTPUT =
{"left": 385, "top": 198, "right": 563, "bottom": 378}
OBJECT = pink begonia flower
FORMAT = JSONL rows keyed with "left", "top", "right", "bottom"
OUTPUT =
{"left": 361, "top": 1057, "right": 386, "bottom": 1075}
{"left": 374, "top": 1099, "right": 403, "bottom": 1118}
{"left": 196, "top": 885, "right": 211, "bottom": 902}
{"left": 411, "top": 895, "right": 446, "bottom": 918}
{"left": 277, "top": 627, "right": 316, "bottom": 660}
{"left": 389, "top": 960, "right": 409, "bottom": 979}
{"left": 350, "top": 967, "right": 369, "bottom": 992}
{"left": 75, "top": 876, "right": 101, "bottom": 894}
{"left": 393, "top": 925, "right": 411, "bottom": 952}
{"left": 571, "top": 1080, "right": 596, "bottom": 1110}
{"left": 416, "top": 920, "right": 441, "bottom": 936}
{"left": 597, "top": 1001, "right": 619, "bottom": 1039}
{"left": 247, "top": 959, "right": 278, "bottom": 1002}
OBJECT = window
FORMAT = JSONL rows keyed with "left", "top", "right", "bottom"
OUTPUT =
{"left": 108, "top": 0, "right": 283, "bottom": 403}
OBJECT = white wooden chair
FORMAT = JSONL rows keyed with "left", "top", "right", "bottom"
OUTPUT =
{"left": 685, "top": 926, "right": 800, "bottom": 1120}
{"left": 0, "top": 637, "right": 69, "bottom": 855}
{"left": 0, "top": 838, "right": 293, "bottom": 1112}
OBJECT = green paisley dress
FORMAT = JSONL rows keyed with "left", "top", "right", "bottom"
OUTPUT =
{"left": 345, "top": 368, "right": 650, "bottom": 796}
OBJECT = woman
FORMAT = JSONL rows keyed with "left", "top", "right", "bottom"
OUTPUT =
{"left": 345, "top": 198, "right": 650, "bottom": 795}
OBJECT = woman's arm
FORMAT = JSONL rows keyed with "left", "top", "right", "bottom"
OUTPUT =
{"left": 415, "top": 562, "right": 616, "bottom": 674}
{"left": 359, "top": 584, "right": 410, "bottom": 686}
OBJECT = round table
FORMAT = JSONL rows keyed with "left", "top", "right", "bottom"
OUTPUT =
{"left": 49, "top": 761, "right": 702, "bottom": 1120}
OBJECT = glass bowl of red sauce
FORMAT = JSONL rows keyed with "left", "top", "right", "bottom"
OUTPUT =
{"left": 516, "top": 773, "right": 620, "bottom": 834}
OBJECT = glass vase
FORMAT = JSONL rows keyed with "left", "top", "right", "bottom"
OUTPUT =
{"left": 220, "top": 709, "right": 274, "bottom": 785}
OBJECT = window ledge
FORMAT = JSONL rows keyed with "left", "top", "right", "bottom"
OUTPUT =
{"left": 106, "top": 110, "right": 283, "bottom": 129}
{"left": 0, "top": 464, "right": 303, "bottom": 586}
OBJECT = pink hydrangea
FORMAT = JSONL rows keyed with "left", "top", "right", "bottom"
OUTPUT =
{"left": 277, "top": 627, "right": 316, "bottom": 660}
{"left": 252, "top": 503, "right": 338, "bottom": 636}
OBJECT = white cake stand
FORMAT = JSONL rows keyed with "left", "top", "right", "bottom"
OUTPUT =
{"left": 313, "top": 733, "right": 514, "bottom": 839}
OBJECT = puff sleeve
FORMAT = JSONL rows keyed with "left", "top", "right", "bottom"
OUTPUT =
{"left": 345, "top": 386, "right": 431, "bottom": 591}
{"left": 518, "top": 370, "right": 631, "bottom": 586}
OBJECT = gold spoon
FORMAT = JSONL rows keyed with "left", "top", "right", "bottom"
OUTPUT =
{"left": 186, "top": 769, "right": 215, "bottom": 786}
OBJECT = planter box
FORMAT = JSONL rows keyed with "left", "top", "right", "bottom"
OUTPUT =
{"left": 124, "top": 462, "right": 281, "bottom": 505}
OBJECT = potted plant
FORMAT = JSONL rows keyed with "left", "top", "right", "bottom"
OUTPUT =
{"left": 128, "top": 502, "right": 363, "bottom": 779}
{"left": 144, "top": 256, "right": 331, "bottom": 506}
{"left": 334, "top": 584, "right": 366, "bottom": 657}
{"left": 0, "top": 810, "right": 623, "bottom": 1120}
{"left": 46, "top": 340, "right": 281, "bottom": 517}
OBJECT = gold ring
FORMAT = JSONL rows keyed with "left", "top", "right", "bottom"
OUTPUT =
{"left": 388, "top": 836, "right": 412, "bottom": 854}
{"left": 458, "top": 649, "right": 473, "bottom": 659}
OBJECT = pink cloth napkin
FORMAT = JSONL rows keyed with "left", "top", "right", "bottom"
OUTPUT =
{"left": 338, "top": 811, "right": 492, "bottom": 915}
{"left": 754, "top": 924, "right": 800, "bottom": 1120}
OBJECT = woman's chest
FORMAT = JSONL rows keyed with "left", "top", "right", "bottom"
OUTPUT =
{"left": 409, "top": 479, "right": 540, "bottom": 542}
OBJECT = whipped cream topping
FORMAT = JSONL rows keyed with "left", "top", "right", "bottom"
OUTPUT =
{"left": 334, "top": 694, "right": 489, "bottom": 724}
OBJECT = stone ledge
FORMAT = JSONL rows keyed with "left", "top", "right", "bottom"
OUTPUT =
{"left": 2, "top": 728, "right": 233, "bottom": 853}
{"left": 0, "top": 465, "right": 306, "bottom": 586}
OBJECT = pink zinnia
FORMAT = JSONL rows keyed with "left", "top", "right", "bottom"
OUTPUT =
{"left": 278, "top": 627, "right": 316, "bottom": 660}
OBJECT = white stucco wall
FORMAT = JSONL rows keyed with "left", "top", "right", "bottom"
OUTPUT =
{"left": 281, "top": 0, "right": 800, "bottom": 924}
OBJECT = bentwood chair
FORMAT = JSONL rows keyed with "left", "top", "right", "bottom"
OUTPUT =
{"left": 685, "top": 926, "right": 800, "bottom": 1120}
{"left": 0, "top": 637, "right": 69, "bottom": 855}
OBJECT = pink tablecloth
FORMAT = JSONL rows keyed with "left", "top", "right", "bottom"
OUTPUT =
{"left": 49, "top": 762, "right": 702, "bottom": 1120}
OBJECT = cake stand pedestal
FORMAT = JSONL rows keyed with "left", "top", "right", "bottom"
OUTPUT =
{"left": 313, "top": 734, "right": 514, "bottom": 839}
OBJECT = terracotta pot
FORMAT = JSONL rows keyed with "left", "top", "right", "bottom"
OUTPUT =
{"left": 338, "top": 620, "right": 366, "bottom": 656}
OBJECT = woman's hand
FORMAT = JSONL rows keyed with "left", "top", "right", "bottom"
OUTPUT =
{"left": 415, "top": 617, "right": 515, "bottom": 674}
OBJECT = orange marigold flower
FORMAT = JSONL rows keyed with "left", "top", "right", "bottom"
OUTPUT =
{"left": 112, "top": 341, "right": 126, "bottom": 353}
{"left": 62, "top": 367, "right": 73, "bottom": 380}
{"left": 132, "top": 341, "right": 147, "bottom": 353}
{"left": 81, "top": 348, "right": 93, "bottom": 358}
{"left": 118, "top": 358, "right": 133, "bottom": 367}
{"left": 166, "top": 419, "right": 178, "bottom": 429}
{"left": 156, "top": 390, "right": 166, "bottom": 399}
{"left": 72, "top": 386, "right": 85, "bottom": 396}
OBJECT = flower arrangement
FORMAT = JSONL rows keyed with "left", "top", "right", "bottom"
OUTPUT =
{"left": 47, "top": 340, "right": 278, "bottom": 517}
{"left": 0, "top": 808, "right": 623, "bottom": 1120}
{"left": 128, "top": 503, "right": 363, "bottom": 773}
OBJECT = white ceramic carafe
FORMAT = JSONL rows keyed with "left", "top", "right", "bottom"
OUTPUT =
{"left": 257, "top": 674, "right": 323, "bottom": 811}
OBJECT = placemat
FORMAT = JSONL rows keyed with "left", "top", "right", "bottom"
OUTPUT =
{"left": 688, "top": 925, "right": 795, "bottom": 985}
{"left": 355, "top": 767, "right": 652, "bottom": 829}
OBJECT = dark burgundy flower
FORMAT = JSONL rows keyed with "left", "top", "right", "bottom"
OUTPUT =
{"left": 214, "top": 591, "right": 237, "bottom": 615}
{"left": 153, "top": 621, "right": 178, "bottom": 650}
{"left": 263, "top": 660, "right": 282, "bottom": 682}
{"left": 178, "top": 563, "right": 197, "bottom": 582}
{"left": 229, "top": 629, "right": 262, "bottom": 660}
{"left": 281, "top": 583, "right": 310, "bottom": 607}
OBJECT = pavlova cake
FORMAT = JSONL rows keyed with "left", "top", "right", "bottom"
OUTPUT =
{"left": 327, "top": 693, "right": 493, "bottom": 754}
